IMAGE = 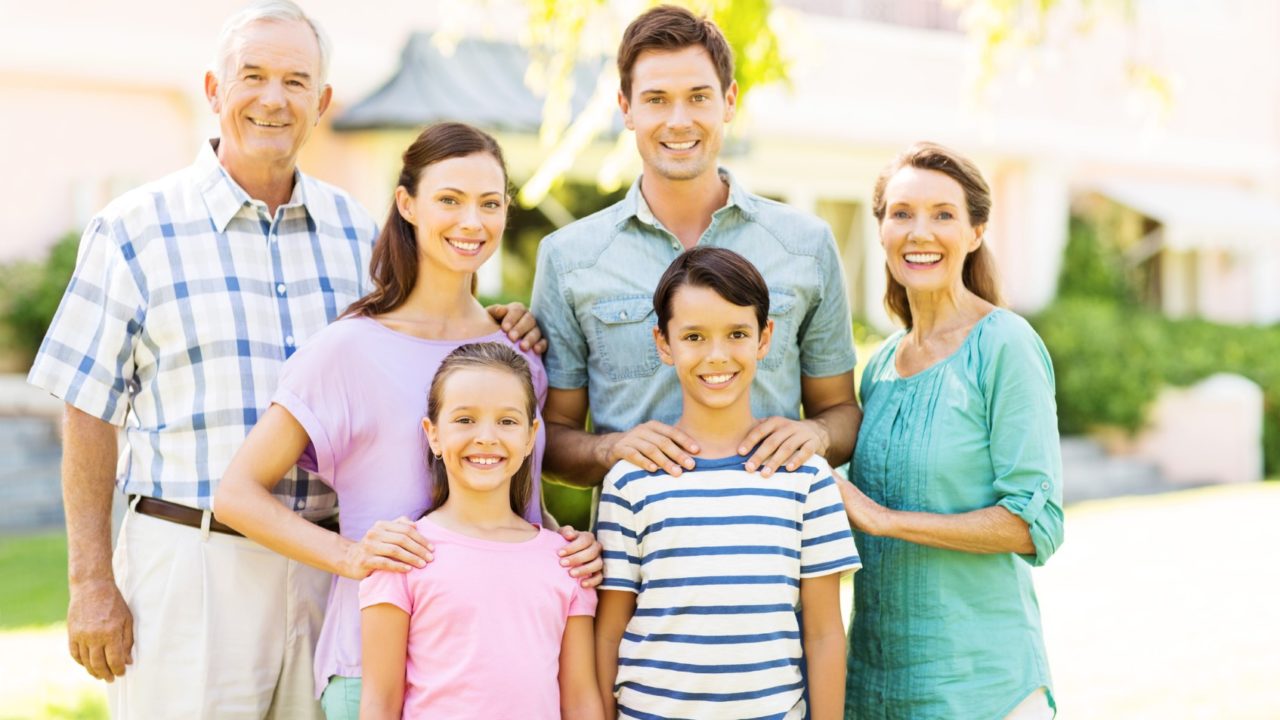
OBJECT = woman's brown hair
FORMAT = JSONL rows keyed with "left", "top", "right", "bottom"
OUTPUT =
{"left": 343, "top": 122, "right": 508, "bottom": 319}
{"left": 424, "top": 342, "right": 537, "bottom": 517}
{"left": 871, "top": 141, "right": 1003, "bottom": 328}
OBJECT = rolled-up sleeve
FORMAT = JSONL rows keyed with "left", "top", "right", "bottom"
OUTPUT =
{"left": 798, "top": 226, "right": 858, "bottom": 378}
{"left": 983, "top": 320, "right": 1064, "bottom": 567}
{"left": 530, "top": 238, "right": 588, "bottom": 390}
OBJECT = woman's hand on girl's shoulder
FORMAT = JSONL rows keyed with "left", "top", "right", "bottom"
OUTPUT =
{"left": 556, "top": 525, "right": 604, "bottom": 588}
{"left": 339, "top": 516, "right": 435, "bottom": 580}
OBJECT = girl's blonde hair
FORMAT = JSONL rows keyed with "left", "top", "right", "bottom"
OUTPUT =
{"left": 425, "top": 342, "right": 536, "bottom": 517}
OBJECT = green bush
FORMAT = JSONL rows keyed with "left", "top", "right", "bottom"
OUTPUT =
{"left": 0, "top": 231, "right": 79, "bottom": 365}
{"left": 1032, "top": 298, "right": 1280, "bottom": 475}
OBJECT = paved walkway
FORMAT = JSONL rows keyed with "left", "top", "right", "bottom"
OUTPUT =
{"left": 1036, "top": 483, "right": 1280, "bottom": 719}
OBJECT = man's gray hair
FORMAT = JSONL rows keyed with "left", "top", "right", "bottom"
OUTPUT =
{"left": 212, "top": 0, "right": 332, "bottom": 86}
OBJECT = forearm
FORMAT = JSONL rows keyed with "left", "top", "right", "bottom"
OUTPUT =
{"left": 804, "top": 399, "right": 861, "bottom": 468}
{"left": 803, "top": 630, "right": 848, "bottom": 720}
{"left": 61, "top": 406, "right": 120, "bottom": 587}
{"left": 544, "top": 422, "right": 615, "bottom": 489}
{"left": 880, "top": 504, "right": 1034, "bottom": 555}
{"left": 595, "top": 633, "right": 620, "bottom": 717}
{"left": 214, "top": 474, "right": 351, "bottom": 576}
{"left": 359, "top": 698, "right": 401, "bottom": 720}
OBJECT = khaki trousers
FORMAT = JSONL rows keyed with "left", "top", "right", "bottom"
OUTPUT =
{"left": 108, "top": 503, "right": 331, "bottom": 719}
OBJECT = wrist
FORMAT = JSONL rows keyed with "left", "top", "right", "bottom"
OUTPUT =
{"left": 598, "top": 432, "right": 623, "bottom": 468}
{"left": 804, "top": 418, "right": 831, "bottom": 457}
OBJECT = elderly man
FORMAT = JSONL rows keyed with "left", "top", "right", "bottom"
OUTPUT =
{"left": 27, "top": 2, "right": 553, "bottom": 717}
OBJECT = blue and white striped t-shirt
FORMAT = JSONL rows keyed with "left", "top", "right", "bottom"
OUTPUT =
{"left": 598, "top": 454, "right": 860, "bottom": 720}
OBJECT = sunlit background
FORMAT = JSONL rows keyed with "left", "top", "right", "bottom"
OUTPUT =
{"left": 1, "top": 1, "right": 1278, "bottom": 717}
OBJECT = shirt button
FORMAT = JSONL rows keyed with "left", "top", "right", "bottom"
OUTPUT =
{"left": 276, "top": 283, "right": 287, "bottom": 296}
{"left": 294, "top": 500, "right": 304, "bottom": 510}
{"left": 1041, "top": 481, "right": 1050, "bottom": 490}
{"left": 620, "top": 311, "right": 628, "bottom": 320}
{"left": 285, "top": 335, "right": 295, "bottom": 347}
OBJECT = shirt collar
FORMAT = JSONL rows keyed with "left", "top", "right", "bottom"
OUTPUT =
{"left": 620, "top": 167, "right": 759, "bottom": 232}
{"left": 195, "top": 139, "right": 311, "bottom": 233}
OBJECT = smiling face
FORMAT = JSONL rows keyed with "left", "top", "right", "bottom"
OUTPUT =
{"left": 879, "top": 166, "right": 984, "bottom": 297}
{"left": 424, "top": 367, "right": 538, "bottom": 498}
{"left": 395, "top": 153, "right": 507, "bottom": 276}
{"left": 655, "top": 284, "right": 773, "bottom": 414}
{"left": 204, "top": 19, "right": 331, "bottom": 177}
{"left": 619, "top": 45, "right": 737, "bottom": 184}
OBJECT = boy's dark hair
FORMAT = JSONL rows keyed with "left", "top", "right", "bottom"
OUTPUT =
{"left": 654, "top": 247, "right": 769, "bottom": 334}
{"left": 617, "top": 4, "right": 735, "bottom": 101}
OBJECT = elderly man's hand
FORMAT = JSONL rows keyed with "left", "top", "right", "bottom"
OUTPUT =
{"left": 67, "top": 578, "right": 133, "bottom": 681}
{"left": 487, "top": 302, "right": 547, "bottom": 355}
{"left": 556, "top": 525, "right": 604, "bottom": 588}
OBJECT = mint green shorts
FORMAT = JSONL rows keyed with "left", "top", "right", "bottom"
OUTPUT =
{"left": 319, "top": 675, "right": 361, "bottom": 720}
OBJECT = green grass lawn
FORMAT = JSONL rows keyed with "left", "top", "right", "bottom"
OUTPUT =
{"left": 0, "top": 531, "right": 70, "bottom": 630}
{"left": 0, "top": 532, "right": 105, "bottom": 719}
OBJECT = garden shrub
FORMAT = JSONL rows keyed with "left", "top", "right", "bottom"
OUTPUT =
{"left": 1032, "top": 298, "right": 1280, "bottom": 476}
{"left": 0, "top": 231, "right": 79, "bottom": 365}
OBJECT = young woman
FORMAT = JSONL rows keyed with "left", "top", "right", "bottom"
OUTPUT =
{"left": 360, "top": 342, "right": 601, "bottom": 720}
{"left": 215, "top": 123, "right": 600, "bottom": 719}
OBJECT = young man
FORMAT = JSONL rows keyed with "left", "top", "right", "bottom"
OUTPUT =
{"left": 531, "top": 5, "right": 860, "bottom": 488}
{"left": 594, "top": 247, "right": 859, "bottom": 719}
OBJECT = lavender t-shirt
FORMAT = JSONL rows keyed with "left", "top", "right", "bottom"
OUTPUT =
{"left": 272, "top": 316, "right": 546, "bottom": 697}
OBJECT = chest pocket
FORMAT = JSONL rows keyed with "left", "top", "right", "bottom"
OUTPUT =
{"left": 759, "top": 289, "right": 797, "bottom": 371}
{"left": 589, "top": 296, "right": 661, "bottom": 381}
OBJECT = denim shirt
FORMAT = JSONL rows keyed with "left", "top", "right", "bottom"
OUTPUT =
{"left": 530, "top": 170, "right": 857, "bottom": 435}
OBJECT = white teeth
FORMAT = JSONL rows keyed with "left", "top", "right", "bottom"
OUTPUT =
{"left": 663, "top": 141, "right": 696, "bottom": 150}
{"left": 467, "top": 457, "right": 502, "bottom": 465}
{"left": 702, "top": 373, "right": 734, "bottom": 384}
{"left": 250, "top": 119, "right": 286, "bottom": 127}
{"left": 905, "top": 253, "right": 942, "bottom": 264}
{"left": 449, "top": 239, "right": 482, "bottom": 251}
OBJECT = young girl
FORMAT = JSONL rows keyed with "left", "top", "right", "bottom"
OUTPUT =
{"left": 359, "top": 343, "right": 602, "bottom": 720}
{"left": 214, "top": 122, "right": 600, "bottom": 719}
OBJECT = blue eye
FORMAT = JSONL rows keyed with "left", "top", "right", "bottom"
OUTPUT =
{"left": 937, "top": 211, "right": 954, "bottom": 220}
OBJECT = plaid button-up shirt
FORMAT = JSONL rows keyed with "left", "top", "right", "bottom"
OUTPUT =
{"left": 28, "top": 141, "right": 377, "bottom": 513}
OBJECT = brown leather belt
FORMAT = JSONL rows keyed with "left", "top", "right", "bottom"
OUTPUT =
{"left": 132, "top": 496, "right": 339, "bottom": 536}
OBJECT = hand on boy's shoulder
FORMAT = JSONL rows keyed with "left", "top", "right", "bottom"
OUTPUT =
{"left": 739, "top": 416, "right": 828, "bottom": 477}
{"left": 604, "top": 420, "right": 700, "bottom": 477}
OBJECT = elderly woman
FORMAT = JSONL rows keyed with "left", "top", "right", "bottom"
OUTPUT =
{"left": 839, "top": 142, "right": 1064, "bottom": 720}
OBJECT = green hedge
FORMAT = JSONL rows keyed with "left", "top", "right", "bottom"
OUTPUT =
{"left": 0, "top": 231, "right": 79, "bottom": 365}
{"left": 1032, "top": 297, "right": 1280, "bottom": 475}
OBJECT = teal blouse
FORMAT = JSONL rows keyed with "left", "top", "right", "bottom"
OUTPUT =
{"left": 844, "top": 309, "right": 1064, "bottom": 720}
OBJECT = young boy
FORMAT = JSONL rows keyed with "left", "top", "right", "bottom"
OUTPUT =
{"left": 595, "top": 247, "right": 860, "bottom": 720}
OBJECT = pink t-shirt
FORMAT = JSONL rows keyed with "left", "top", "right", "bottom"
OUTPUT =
{"left": 360, "top": 517, "right": 597, "bottom": 719}
{"left": 272, "top": 316, "right": 547, "bottom": 696}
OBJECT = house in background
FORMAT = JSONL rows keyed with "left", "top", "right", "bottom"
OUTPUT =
{"left": 2, "top": 0, "right": 1278, "bottom": 332}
